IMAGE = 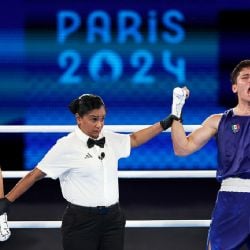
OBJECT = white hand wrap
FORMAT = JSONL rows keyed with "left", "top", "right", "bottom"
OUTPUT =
{"left": 0, "top": 213, "right": 11, "bottom": 241}
{"left": 171, "top": 87, "right": 187, "bottom": 118}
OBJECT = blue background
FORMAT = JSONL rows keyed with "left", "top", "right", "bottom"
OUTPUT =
{"left": 1, "top": 0, "right": 250, "bottom": 170}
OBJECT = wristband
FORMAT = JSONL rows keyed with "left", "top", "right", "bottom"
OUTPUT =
{"left": 160, "top": 114, "right": 180, "bottom": 130}
{"left": 0, "top": 198, "right": 11, "bottom": 214}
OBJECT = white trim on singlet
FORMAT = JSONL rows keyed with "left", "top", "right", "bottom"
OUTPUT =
{"left": 220, "top": 177, "right": 250, "bottom": 193}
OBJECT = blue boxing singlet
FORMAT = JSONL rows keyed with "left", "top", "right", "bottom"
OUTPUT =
{"left": 216, "top": 109, "right": 250, "bottom": 181}
{"left": 207, "top": 109, "right": 250, "bottom": 250}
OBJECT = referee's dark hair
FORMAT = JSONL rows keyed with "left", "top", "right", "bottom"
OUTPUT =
{"left": 69, "top": 94, "right": 105, "bottom": 116}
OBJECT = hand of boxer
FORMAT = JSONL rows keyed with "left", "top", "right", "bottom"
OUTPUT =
{"left": 171, "top": 86, "right": 189, "bottom": 119}
{"left": 0, "top": 212, "right": 11, "bottom": 241}
{"left": 160, "top": 86, "right": 189, "bottom": 130}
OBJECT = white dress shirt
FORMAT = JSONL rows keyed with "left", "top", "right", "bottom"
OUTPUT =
{"left": 37, "top": 126, "right": 131, "bottom": 207}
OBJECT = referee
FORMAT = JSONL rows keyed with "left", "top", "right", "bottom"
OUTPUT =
{"left": 0, "top": 93, "right": 182, "bottom": 250}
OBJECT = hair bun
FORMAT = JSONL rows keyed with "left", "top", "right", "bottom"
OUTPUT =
{"left": 68, "top": 98, "right": 80, "bottom": 114}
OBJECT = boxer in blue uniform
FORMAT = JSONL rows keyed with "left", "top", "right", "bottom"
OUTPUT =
{"left": 171, "top": 59, "right": 250, "bottom": 249}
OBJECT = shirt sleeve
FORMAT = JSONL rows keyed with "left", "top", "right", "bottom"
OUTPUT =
{"left": 36, "top": 138, "right": 69, "bottom": 180}
{"left": 105, "top": 131, "right": 131, "bottom": 159}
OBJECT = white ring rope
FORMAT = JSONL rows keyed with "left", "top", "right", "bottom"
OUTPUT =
{"left": 1, "top": 125, "right": 212, "bottom": 229}
{"left": 0, "top": 125, "right": 201, "bottom": 133}
{"left": 8, "top": 220, "right": 211, "bottom": 229}
{"left": 2, "top": 170, "right": 216, "bottom": 179}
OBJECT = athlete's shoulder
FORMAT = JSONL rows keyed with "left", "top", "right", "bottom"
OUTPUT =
{"left": 202, "top": 113, "right": 223, "bottom": 131}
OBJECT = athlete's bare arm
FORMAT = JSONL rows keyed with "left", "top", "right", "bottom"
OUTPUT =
{"left": 171, "top": 114, "right": 222, "bottom": 156}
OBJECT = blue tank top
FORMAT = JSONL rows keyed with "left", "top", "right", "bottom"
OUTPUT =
{"left": 216, "top": 109, "right": 250, "bottom": 181}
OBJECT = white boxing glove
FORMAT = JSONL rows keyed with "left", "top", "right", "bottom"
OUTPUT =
{"left": 0, "top": 213, "right": 11, "bottom": 241}
{"left": 171, "top": 87, "right": 188, "bottom": 119}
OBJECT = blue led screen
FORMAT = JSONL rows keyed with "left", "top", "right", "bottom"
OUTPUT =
{"left": 1, "top": 1, "right": 250, "bottom": 170}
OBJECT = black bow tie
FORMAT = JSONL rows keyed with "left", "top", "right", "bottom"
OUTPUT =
{"left": 87, "top": 137, "right": 106, "bottom": 148}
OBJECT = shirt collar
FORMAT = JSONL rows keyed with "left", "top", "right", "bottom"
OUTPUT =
{"left": 74, "top": 126, "right": 104, "bottom": 143}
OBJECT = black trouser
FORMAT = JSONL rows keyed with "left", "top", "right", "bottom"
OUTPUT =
{"left": 61, "top": 203, "right": 126, "bottom": 250}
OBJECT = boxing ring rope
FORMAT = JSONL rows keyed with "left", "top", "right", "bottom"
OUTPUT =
{"left": 2, "top": 170, "right": 216, "bottom": 179}
{"left": 1, "top": 124, "right": 212, "bottom": 229}
{"left": 8, "top": 220, "right": 211, "bottom": 229}
{"left": 0, "top": 124, "right": 201, "bottom": 133}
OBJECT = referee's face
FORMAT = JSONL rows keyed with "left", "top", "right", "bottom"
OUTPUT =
{"left": 77, "top": 106, "right": 106, "bottom": 139}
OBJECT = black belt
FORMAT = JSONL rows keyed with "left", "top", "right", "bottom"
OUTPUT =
{"left": 68, "top": 202, "right": 120, "bottom": 215}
